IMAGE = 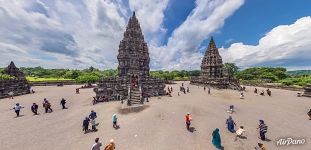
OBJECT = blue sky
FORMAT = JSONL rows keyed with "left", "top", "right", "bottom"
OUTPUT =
{"left": 0, "top": 0, "right": 310, "bottom": 70}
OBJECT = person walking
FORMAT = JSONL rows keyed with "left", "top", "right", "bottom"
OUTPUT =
{"left": 60, "top": 98, "right": 67, "bottom": 109}
{"left": 204, "top": 86, "right": 206, "bottom": 91}
{"left": 11, "top": 103, "right": 24, "bottom": 117}
{"left": 91, "top": 138, "right": 102, "bottom": 150}
{"left": 31, "top": 103, "right": 39, "bottom": 115}
{"left": 104, "top": 139, "right": 115, "bottom": 150}
{"left": 208, "top": 87, "right": 211, "bottom": 94}
{"left": 235, "top": 126, "right": 246, "bottom": 140}
{"left": 185, "top": 113, "right": 192, "bottom": 130}
{"left": 82, "top": 117, "right": 90, "bottom": 134}
{"left": 212, "top": 128, "right": 222, "bottom": 150}
{"left": 112, "top": 114, "right": 118, "bottom": 129}
{"left": 257, "top": 120, "right": 268, "bottom": 141}
{"left": 43, "top": 100, "right": 53, "bottom": 113}
{"left": 226, "top": 116, "right": 236, "bottom": 133}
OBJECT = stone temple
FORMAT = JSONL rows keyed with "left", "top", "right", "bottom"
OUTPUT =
{"left": 94, "top": 12, "right": 165, "bottom": 105}
{"left": 190, "top": 37, "right": 241, "bottom": 90}
{"left": 0, "top": 61, "right": 31, "bottom": 99}
{"left": 302, "top": 84, "right": 311, "bottom": 97}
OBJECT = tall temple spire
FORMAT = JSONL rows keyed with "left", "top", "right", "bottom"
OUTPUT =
{"left": 201, "top": 37, "right": 223, "bottom": 77}
{"left": 117, "top": 11, "right": 150, "bottom": 76}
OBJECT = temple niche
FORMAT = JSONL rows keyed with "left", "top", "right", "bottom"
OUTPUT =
{"left": 94, "top": 12, "right": 165, "bottom": 105}
{"left": 190, "top": 37, "right": 241, "bottom": 90}
{"left": 0, "top": 61, "right": 31, "bottom": 99}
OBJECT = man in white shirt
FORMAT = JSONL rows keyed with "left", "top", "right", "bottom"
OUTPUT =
{"left": 235, "top": 126, "right": 246, "bottom": 141}
{"left": 12, "top": 103, "right": 24, "bottom": 117}
{"left": 91, "top": 138, "right": 102, "bottom": 150}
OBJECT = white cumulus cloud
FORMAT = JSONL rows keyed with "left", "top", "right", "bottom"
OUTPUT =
{"left": 220, "top": 16, "right": 311, "bottom": 70}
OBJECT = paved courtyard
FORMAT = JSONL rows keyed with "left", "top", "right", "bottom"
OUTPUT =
{"left": 0, "top": 81, "right": 310, "bottom": 150}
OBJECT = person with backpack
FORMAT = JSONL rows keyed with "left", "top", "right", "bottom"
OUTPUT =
{"left": 257, "top": 120, "right": 268, "bottom": 141}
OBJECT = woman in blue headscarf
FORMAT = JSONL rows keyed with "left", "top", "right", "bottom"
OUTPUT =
{"left": 212, "top": 128, "right": 222, "bottom": 149}
{"left": 226, "top": 116, "right": 236, "bottom": 133}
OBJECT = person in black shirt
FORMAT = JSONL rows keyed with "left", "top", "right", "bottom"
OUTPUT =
{"left": 31, "top": 103, "right": 39, "bottom": 115}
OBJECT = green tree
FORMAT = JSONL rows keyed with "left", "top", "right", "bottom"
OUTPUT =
{"left": 224, "top": 63, "right": 239, "bottom": 76}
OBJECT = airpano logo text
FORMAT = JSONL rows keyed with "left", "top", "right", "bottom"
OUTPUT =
{"left": 276, "top": 138, "right": 306, "bottom": 146}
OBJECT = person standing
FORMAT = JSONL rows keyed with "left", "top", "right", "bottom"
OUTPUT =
{"left": 91, "top": 138, "right": 102, "bottom": 150}
{"left": 185, "top": 113, "right": 192, "bottom": 130}
{"left": 12, "top": 103, "right": 24, "bottom": 117}
{"left": 60, "top": 98, "right": 67, "bottom": 109}
{"left": 91, "top": 118, "right": 97, "bottom": 132}
{"left": 112, "top": 114, "right": 118, "bottom": 129}
{"left": 257, "top": 120, "right": 268, "bottom": 141}
{"left": 226, "top": 116, "right": 236, "bottom": 133}
{"left": 212, "top": 128, "right": 222, "bottom": 150}
{"left": 82, "top": 117, "right": 90, "bottom": 134}
{"left": 31, "top": 103, "right": 39, "bottom": 115}
{"left": 204, "top": 86, "right": 206, "bottom": 91}
{"left": 104, "top": 139, "right": 115, "bottom": 150}
{"left": 208, "top": 88, "right": 211, "bottom": 94}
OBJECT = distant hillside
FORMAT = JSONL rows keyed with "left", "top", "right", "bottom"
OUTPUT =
{"left": 287, "top": 70, "right": 311, "bottom": 76}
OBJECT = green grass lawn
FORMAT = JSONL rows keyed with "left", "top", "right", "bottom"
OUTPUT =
{"left": 26, "top": 77, "right": 74, "bottom": 82}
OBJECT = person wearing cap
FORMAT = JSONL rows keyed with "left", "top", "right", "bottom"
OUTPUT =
{"left": 91, "top": 138, "right": 102, "bottom": 150}
{"left": 104, "top": 139, "right": 115, "bottom": 150}
{"left": 31, "top": 103, "right": 39, "bottom": 115}
{"left": 11, "top": 103, "right": 24, "bottom": 117}
{"left": 185, "top": 113, "right": 192, "bottom": 130}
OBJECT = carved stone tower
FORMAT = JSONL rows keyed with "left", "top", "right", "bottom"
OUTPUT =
{"left": 117, "top": 12, "right": 150, "bottom": 77}
{"left": 201, "top": 37, "right": 225, "bottom": 78}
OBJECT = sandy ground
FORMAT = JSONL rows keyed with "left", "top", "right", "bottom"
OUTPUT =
{"left": 0, "top": 81, "right": 310, "bottom": 150}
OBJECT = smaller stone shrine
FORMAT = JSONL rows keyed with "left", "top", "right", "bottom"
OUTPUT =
{"left": 190, "top": 37, "right": 241, "bottom": 90}
{"left": 302, "top": 84, "right": 311, "bottom": 97}
{"left": 0, "top": 61, "right": 31, "bottom": 99}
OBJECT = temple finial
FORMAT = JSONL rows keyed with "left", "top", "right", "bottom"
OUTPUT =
{"left": 132, "top": 11, "right": 136, "bottom": 18}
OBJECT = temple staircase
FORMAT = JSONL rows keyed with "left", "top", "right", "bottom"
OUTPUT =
{"left": 127, "top": 85, "right": 143, "bottom": 106}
